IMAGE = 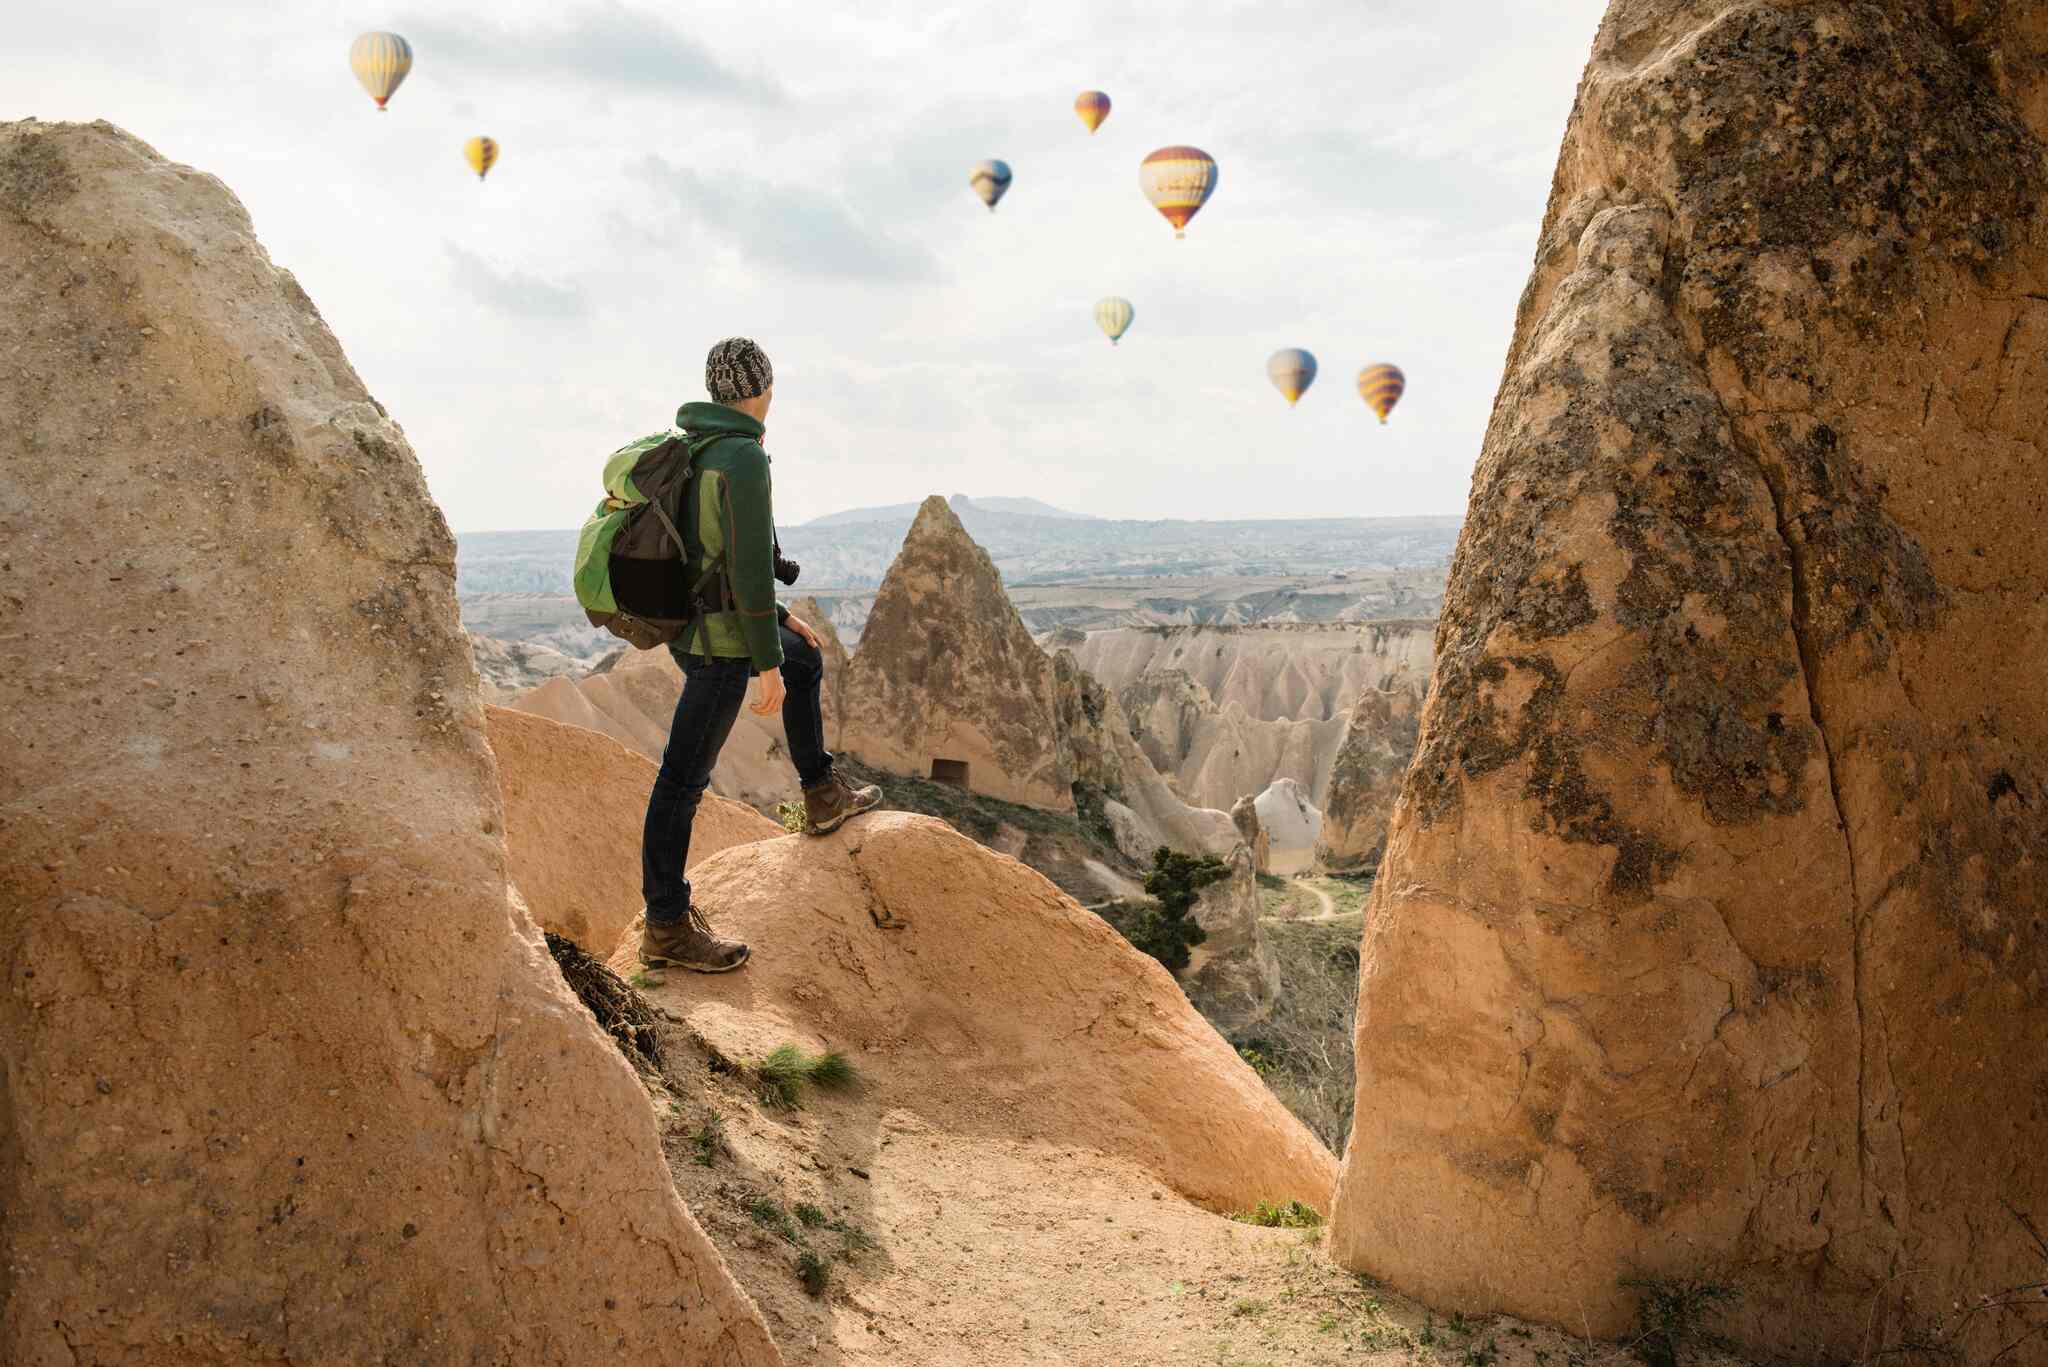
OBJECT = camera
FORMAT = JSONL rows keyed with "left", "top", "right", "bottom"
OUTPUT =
{"left": 773, "top": 552, "right": 801, "bottom": 587}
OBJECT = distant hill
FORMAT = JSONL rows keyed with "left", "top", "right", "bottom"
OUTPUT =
{"left": 456, "top": 509, "right": 1462, "bottom": 599}
{"left": 806, "top": 494, "right": 1097, "bottom": 527}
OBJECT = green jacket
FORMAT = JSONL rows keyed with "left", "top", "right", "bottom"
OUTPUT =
{"left": 675, "top": 401, "right": 784, "bottom": 671}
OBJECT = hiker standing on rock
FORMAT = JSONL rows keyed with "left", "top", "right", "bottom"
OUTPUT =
{"left": 639, "top": 338, "right": 881, "bottom": 973}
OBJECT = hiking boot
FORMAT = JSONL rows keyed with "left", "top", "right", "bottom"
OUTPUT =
{"left": 803, "top": 769, "right": 882, "bottom": 836}
{"left": 638, "top": 904, "right": 750, "bottom": 974}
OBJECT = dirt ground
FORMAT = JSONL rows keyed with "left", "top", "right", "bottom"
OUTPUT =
{"left": 644, "top": 1022, "right": 1749, "bottom": 1367}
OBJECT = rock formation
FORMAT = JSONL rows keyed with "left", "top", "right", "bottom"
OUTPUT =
{"left": 1080, "top": 623, "right": 1436, "bottom": 813}
{"left": 839, "top": 498, "right": 1070, "bottom": 809}
{"left": 1181, "top": 844, "right": 1282, "bottom": 1038}
{"left": 1313, "top": 678, "right": 1424, "bottom": 873}
{"left": 1051, "top": 650, "right": 1238, "bottom": 863}
{"left": 1327, "top": 7, "right": 2048, "bottom": 1359}
{"left": 606, "top": 813, "right": 1334, "bottom": 1213}
{"left": 1251, "top": 778, "right": 1323, "bottom": 877}
{"left": 0, "top": 121, "right": 776, "bottom": 1363}
{"left": 467, "top": 630, "right": 583, "bottom": 701}
{"left": 487, "top": 705, "right": 783, "bottom": 952}
{"left": 1230, "top": 793, "right": 1272, "bottom": 875}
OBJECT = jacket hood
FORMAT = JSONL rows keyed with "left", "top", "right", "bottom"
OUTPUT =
{"left": 676, "top": 401, "right": 765, "bottom": 438}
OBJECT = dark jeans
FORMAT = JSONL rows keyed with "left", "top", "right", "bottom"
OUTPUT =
{"left": 642, "top": 622, "right": 831, "bottom": 925}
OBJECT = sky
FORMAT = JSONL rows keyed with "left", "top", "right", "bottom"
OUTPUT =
{"left": 12, "top": 1, "right": 1607, "bottom": 531}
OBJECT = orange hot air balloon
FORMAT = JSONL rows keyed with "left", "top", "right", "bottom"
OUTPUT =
{"left": 1358, "top": 363, "right": 1406, "bottom": 423}
{"left": 1074, "top": 90, "right": 1111, "bottom": 134}
{"left": 1139, "top": 146, "right": 1218, "bottom": 239}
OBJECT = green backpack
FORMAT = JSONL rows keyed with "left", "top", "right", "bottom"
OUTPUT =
{"left": 572, "top": 430, "right": 738, "bottom": 650}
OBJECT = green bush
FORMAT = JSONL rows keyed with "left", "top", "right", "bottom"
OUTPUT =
{"left": 1619, "top": 1274, "right": 1739, "bottom": 1367}
{"left": 1115, "top": 848, "right": 1228, "bottom": 972}
{"left": 757, "top": 1043, "right": 860, "bottom": 1110}
{"left": 1230, "top": 1199, "right": 1324, "bottom": 1229}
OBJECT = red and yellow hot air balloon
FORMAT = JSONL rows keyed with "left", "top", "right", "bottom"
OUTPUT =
{"left": 1074, "top": 90, "right": 1111, "bottom": 134}
{"left": 349, "top": 31, "right": 413, "bottom": 111}
{"left": 1139, "top": 146, "right": 1218, "bottom": 239}
{"left": 1357, "top": 363, "right": 1406, "bottom": 423}
{"left": 464, "top": 137, "right": 499, "bottom": 182}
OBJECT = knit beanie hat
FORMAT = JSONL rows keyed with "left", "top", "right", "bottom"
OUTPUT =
{"left": 705, "top": 337, "right": 774, "bottom": 404}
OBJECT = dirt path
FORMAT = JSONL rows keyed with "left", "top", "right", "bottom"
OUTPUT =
{"left": 649, "top": 1031, "right": 1715, "bottom": 1367}
{"left": 1299, "top": 880, "right": 1338, "bottom": 920}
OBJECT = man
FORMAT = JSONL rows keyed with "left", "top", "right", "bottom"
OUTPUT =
{"left": 639, "top": 337, "right": 881, "bottom": 973}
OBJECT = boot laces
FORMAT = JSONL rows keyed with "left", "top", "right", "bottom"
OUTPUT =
{"left": 686, "top": 902, "right": 715, "bottom": 938}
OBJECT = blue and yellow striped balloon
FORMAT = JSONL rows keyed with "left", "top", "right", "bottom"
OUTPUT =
{"left": 349, "top": 31, "right": 413, "bottom": 111}
{"left": 1095, "top": 297, "right": 1134, "bottom": 346}
{"left": 969, "top": 159, "right": 1012, "bottom": 211}
{"left": 1357, "top": 363, "right": 1406, "bottom": 424}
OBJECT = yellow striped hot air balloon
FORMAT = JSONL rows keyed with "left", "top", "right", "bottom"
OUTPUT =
{"left": 464, "top": 137, "right": 499, "bottom": 182}
{"left": 1095, "top": 297, "right": 1134, "bottom": 346}
{"left": 1074, "top": 90, "right": 1111, "bottom": 135}
{"left": 1267, "top": 349, "right": 1317, "bottom": 406}
{"left": 969, "top": 159, "right": 1013, "bottom": 211}
{"left": 349, "top": 31, "right": 413, "bottom": 111}
{"left": 1139, "top": 146, "right": 1218, "bottom": 239}
{"left": 1358, "top": 363, "right": 1406, "bottom": 423}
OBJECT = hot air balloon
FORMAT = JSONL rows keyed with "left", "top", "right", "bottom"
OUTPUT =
{"left": 1139, "top": 146, "right": 1217, "bottom": 239}
{"left": 1267, "top": 349, "right": 1318, "bottom": 406}
{"left": 1358, "top": 363, "right": 1406, "bottom": 423}
{"left": 1095, "top": 297, "right": 1134, "bottom": 346}
{"left": 1074, "top": 90, "right": 1112, "bottom": 135}
{"left": 464, "top": 137, "right": 499, "bottom": 182}
{"left": 969, "top": 159, "right": 1013, "bottom": 212}
{"left": 349, "top": 31, "right": 413, "bottom": 111}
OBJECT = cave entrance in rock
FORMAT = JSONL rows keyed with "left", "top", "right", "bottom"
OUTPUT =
{"left": 930, "top": 758, "right": 970, "bottom": 788}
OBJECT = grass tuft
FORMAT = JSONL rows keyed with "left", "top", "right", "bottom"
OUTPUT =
{"left": 1619, "top": 1273, "right": 1740, "bottom": 1367}
{"left": 794, "top": 1202, "right": 828, "bottom": 1228}
{"left": 756, "top": 1043, "right": 859, "bottom": 1110}
{"left": 797, "top": 1248, "right": 831, "bottom": 1297}
{"left": 1230, "top": 1199, "right": 1323, "bottom": 1229}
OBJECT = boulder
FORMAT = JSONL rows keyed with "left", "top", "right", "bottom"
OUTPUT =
{"left": 1181, "top": 844, "right": 1282, "bottom": 1038}
{"left": 1327, "top": 6, "right": 2048, "bottom": 1359}
{"left": 606, "top": 813, "right": 1334, "bottom": 1213}
{"left": 839, "top": 497, "right": 1070, "bottom": 809}
{"left": 1252, "top": 779, "right": 1322, "bottom": 876}
{"left": 1313, "top": 678, "right": 1424, "bottom": 873}
{"left": 0, "top": 121, "right": 776, "bottom": 1364}
{"left": 486, "top": 706, "right": 783, "bottom": 952}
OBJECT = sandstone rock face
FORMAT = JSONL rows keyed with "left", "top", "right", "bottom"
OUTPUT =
{"left": 1052, "top": 650, "right": 1238, "bottom": 863}
{"left": 1181, "top": 844, "right": 1281, "bottom": 1038}
{"left": 1313, "top": 678, "right": 1424, "bottom": 873}
{"left": 467, "top": 631, "right": 583, "bottom": 701}
{"left": 487, "top": 706, "right": 783, "bottom": 953}
{"left": 1252, "top": 779, "right": 1323, "bottom": 877}
{"left": 1230, "top": 794, "right": 1272, "bottom": 875}
{"left": 509, "top": 619, "right": 846, "bottom": 812}
{"left": 0, "top": 121, "right": 776, "bottom": 1364}
{"left": 1080, "top": 623, "right": 1436, "bottom": 813}
{"left": 840, "top": 498, "right": 1070, "bottom": 809}
{"left": 1328, "top": 8, "right": 2048, "bottom": 1358}
{"left": 606, "top": 813, "right": 1334, "bottom": 1213}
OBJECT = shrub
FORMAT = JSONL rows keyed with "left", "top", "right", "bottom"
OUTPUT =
{"left": 797, "top": 1248, "right": 830, "bottom": 1297}
{"left": 775, "top": 800, "right": 806, "bottom": 834}
{"left": 1619, "top": 1274, "right": 1739, "bottom": 1367}
{"left": 1113, "top": 848, "right": 1228, "bottom": 972}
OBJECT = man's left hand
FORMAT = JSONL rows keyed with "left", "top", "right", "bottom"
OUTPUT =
{"left": 784, "top": 613, "right": 821, "bottom": 649}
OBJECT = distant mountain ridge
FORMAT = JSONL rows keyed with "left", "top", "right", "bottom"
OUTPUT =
{"left": 458, "top": 508, "right": 1461, "bottom": 599}
{"left": 806, "top": 494, "right": 1097, "bottom": 527}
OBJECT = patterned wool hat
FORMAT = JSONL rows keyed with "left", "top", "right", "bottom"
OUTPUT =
{"left": 705, "top": 337, "right": 774, "bottom": 404}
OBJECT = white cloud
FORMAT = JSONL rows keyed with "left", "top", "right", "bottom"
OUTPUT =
{"left": 4, "top": 0, "right": 1607, "bottom": 531}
